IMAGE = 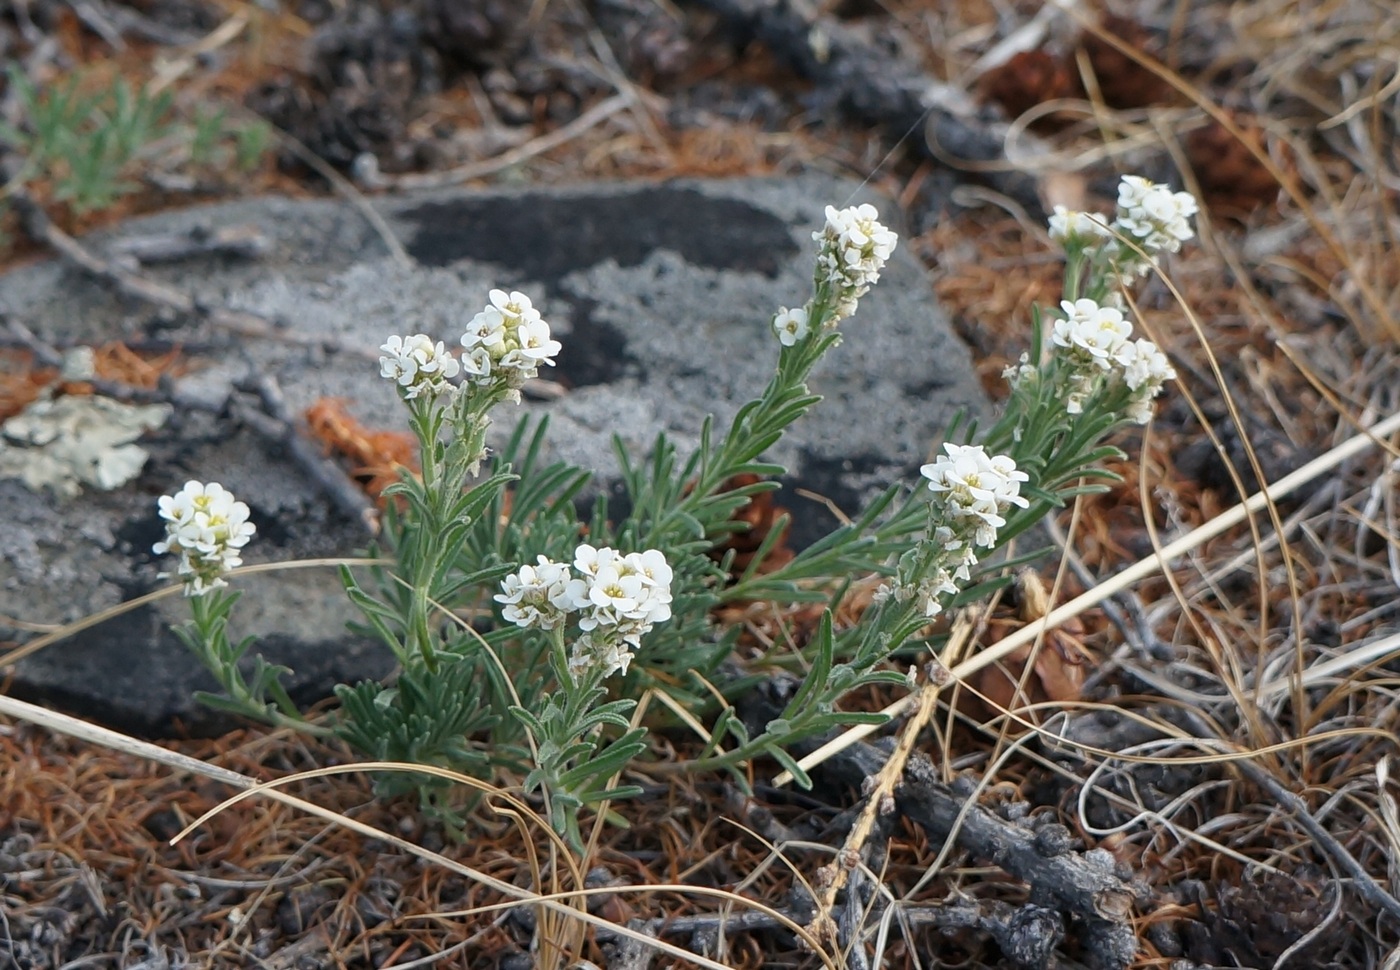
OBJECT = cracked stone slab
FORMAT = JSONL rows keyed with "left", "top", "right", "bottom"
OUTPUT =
{"left": 0, "top": 174, "right": 989, "bottom": 737}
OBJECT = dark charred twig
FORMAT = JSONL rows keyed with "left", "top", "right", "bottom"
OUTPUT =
{"left": 605, "top": 926, "right": 659, "bottom": 970}
{"left": 738, "top": 680, "right": 1140, "bottom": 968}
{"left": 723, "top": 784, "right": 802, "bottom": 845}
{"left": 1175, "top": 709, "right": 1400, "bottom": 926}
{"left": 902, "top": 898, "right": 1068, "bottom": 967}
{"left": 895, "top": 756, "right": 1137, "bottom": 924}
{"left": 838, "top": 864, "right": 871, "bottom": 970}
{"left": 234, "top": 373, "right": 380, "bottom": 536}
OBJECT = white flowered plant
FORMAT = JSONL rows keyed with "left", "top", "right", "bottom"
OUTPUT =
{"left": 152, "top": 480, "right": 311, "bottom": 730}
{"left": 158, "top": 183, "right": 1192, "bottom": 845}
{"left": 1114, "top": 175, "right": 1198, "bottom": 258}
{"left": 154, "top": 480, "right": 256, "bottom": 596}
{"left": 880, "top": 444, "right": 1030, "bottom": 619}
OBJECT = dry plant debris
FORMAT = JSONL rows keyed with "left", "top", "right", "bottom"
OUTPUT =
{"left": 3, "top": 0, "right": 1400, "bottom": 968}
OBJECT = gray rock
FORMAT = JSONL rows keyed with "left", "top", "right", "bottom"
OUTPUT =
{"left": 0, "top": 175, "right": 988, "bottom": 736}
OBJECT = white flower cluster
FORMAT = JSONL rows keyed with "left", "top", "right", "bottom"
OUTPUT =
{"left": 379, "top": 334, "right": 462, "bottom": 399}
{"left": 153, "top": 481, "right": 257, "bottom": 596}
{"left": 922, "top": 444, "right": 1030, "bottom": 549}
{"left": 1051, "top": 297, "right": 1177, "bottom": 421}
{"left": 1048, "top": 206, "right": 1110, "bottom": 246}
{"left": 1114, "top": 175, "right": 1198, "bottom": 258}
{"left": 884, "top": 445, "right": 1030, "bottom": 619}
{"left": 495, "top": 544, "right": 673, "bottom": 680}
{"left": 812, "top": 203, "right": 898, "bottom": 323}
{"left": 1048, "top": 176, "right": 1198, "bottom": 280}
{"left": 460, "top": 290, "right": 561, "bottom": 400}
{"left": 376, "top": 290, "right": 560, "bottom": 404}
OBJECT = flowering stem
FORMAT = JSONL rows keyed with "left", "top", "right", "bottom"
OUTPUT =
{"left": 404, "top": 398, "right": 447, "bottom": 672}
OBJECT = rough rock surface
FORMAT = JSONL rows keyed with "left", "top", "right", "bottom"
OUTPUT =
{"left": 0, "top": 174, "right": 988, "bottom": 736}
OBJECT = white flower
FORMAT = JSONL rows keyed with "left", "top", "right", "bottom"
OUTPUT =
{"left": 496, "top": 556, "right": 583, "bottom": 630}
{"left": 922, "top": 444, "right": 1028, "bottom": 513}
{"left": 1113, "top": 176, "right": 1197, "bottom": 256}
{"left": 812, "top": 203, "right": 897, "bottom": 322}
{"left": 1116, "top": 337, "right": 1176, "bottom": 392}
{"left": 489, "top": 289, "right": 541, "bottom": 324}
{"left": 499, "top": 544, "right": 673, "bottom": 681}
{"left": 587, "top": 564, "right": 646, "bottom": 617}
{"left": 914, "top": 569, "right": 960, "bottom": 618}
{"left": 1114, "top": 338, "right": 1177, "bottom": 424}
{"left": 573, "top": 543, "right": 621, "bottom": 578}
{"left": 568, "top": 633, "right": 636, "bottom": 680}
{"left": 460, "top": 311, "right": 506, "bottom": 353}
{"left": 772, "top": 306, "right": 810, "bottom": 346}
{"left": 625, "top": 549, "right": 672, "bottom": 588}
{"left": 1002, "top": 352, "right": 1036, "bottom": 388}
{"left": 514, "top": 315, "right": 562, "bottom": 362}
{"left": 1053, "top": 299, "right": 1135, "bottom": 371}
{"left": 379, "top": 334, "right": 461, "bottom": 399}
{"left": 1048, "top": 207, "right": 1111, "bottom": 245}
{"left": 921, "top": 444, "right": 1029, "bottom": 548}
{"left": 569, "top": 546, "right": 674, "bottom": 676}
{"left": 460, "top": 289, "right": 559, "bottom": 393}
{"left": 153, "top": 481, "right": 256, "bottom": 596}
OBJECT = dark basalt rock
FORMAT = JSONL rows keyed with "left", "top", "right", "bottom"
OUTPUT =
{"left": 0, "top": 175, "right": 988, "bottom": 737}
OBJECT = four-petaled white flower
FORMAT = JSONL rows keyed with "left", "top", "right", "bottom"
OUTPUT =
{"left": 379, "top": 334, "right": 462, "bottom": 399}
{"left": 893, "top": 448, "right": 1030, "bottom": 619}
{"left": 1046, "top": 290, "right": 1178, "bottom": 419}
{"left": 772, "top": 306, "right": 810, "bottom": 346}
{"left": 1116, "top": 337, "right": 1176, "bottom": 392}
{"left": 921, "top": 443, "right": 1029, "bottom": 550}
{"left": 1114, "top": 337, "right": 1177, "bottom": 424}
{"left": 153, "top": 481, "right": 257, "bottom": 596}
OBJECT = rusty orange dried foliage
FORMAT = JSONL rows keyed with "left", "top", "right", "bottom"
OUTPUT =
{"left": 0, "top": 342, "right": 185, "bottom": 421}
{"left": 709, "top": 472, "right": 795, "bottom": 578}
{"left": 92, "top": 341, "right": 185, "bottom": 388}
{"left": 0, "top": 354, "right": 56, "bottom": 421}
{"left": 304, "top": 397, "right": 420, "bottom": 505}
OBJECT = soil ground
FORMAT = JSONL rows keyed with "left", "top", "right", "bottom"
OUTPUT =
{"left": 2, "top": 1, "right": 1399, "bottom": 968}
